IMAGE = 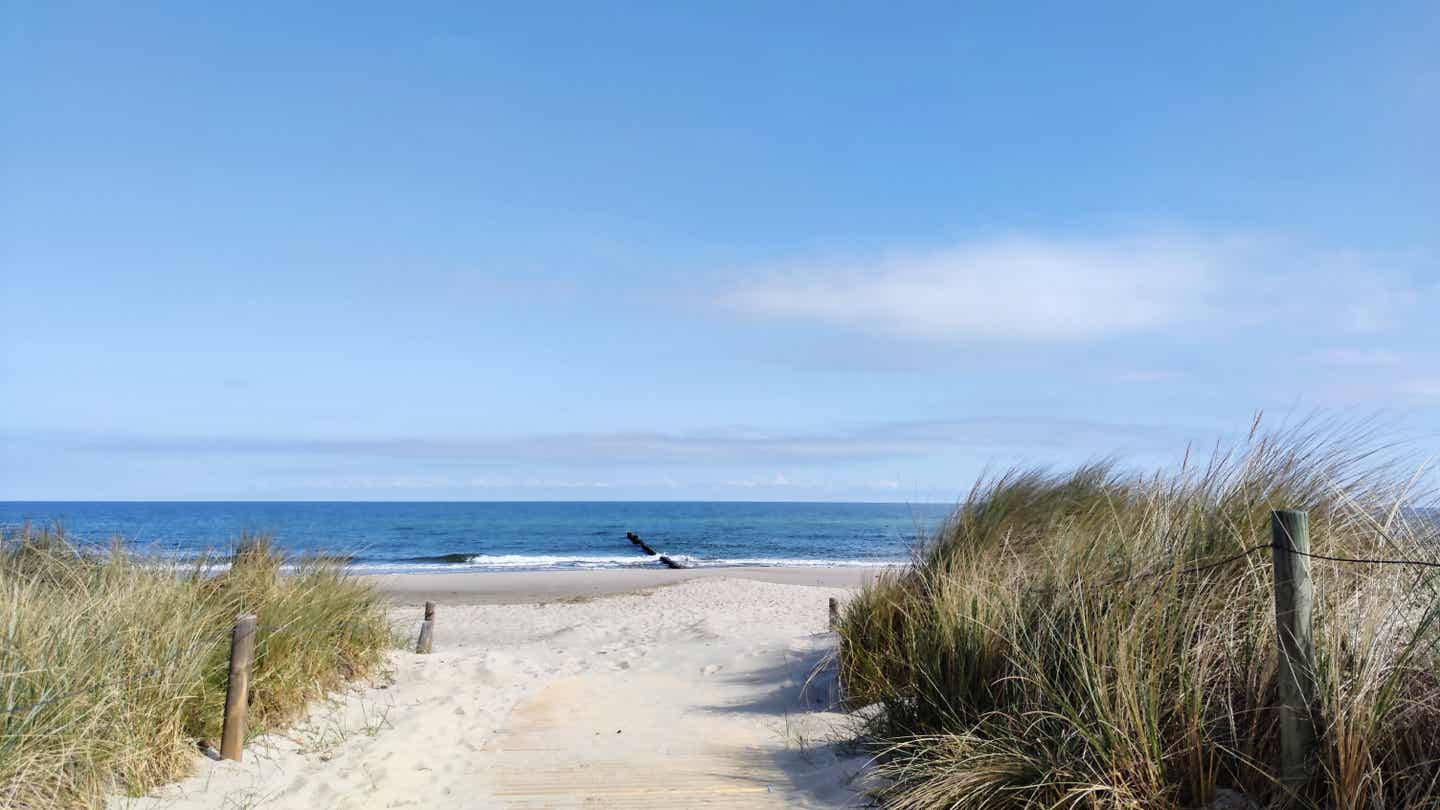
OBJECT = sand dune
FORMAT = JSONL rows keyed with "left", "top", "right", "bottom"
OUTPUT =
{"left": 110, "top": 573, "right": 874, "bottom": 809}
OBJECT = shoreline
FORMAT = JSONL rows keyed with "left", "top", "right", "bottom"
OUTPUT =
{"left": 363, "top": 563, "right": 893, "bottom": 604}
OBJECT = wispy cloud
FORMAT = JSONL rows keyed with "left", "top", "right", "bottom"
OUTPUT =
{"left": 1398, "top": 379, "right": 1440, "bottom": 398}
{"left": 9, "top": 416, "right": 1196, "bottom": 466}
{"left": 280, "top": 477, "right": 620, "bottom": 491}
{"left": 719, "top": 232, "right": 1434, "bottom": 343}
{"left": 1316, "top": 349, "right": 1409, "bottom": 368}
{"left": 1308, "top": 348, "right": 1440, "bottom": 404}
{"left": 1108, "top": 369, "right": 1180, "bottom": 384}
{"left": 260, "top": 473, "right": 928, "bottom": 498}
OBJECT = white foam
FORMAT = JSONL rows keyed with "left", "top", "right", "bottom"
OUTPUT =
{"left": 344, "top": 554, "right": 900, "bottom": 574}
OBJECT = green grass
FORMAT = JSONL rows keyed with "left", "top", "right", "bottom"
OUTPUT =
{"left": 0, "top": 528, "right": 392, "bottom": 809}
{"left": 838, "top": 422, "right": 1440, "bottom": 809}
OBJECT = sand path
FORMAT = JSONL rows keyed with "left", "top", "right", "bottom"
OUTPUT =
{"left": 110, "top": 578, "right": 868, "bottom": 809}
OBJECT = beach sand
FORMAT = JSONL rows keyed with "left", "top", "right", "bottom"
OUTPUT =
{"left": 110, "top": 567, "right": 885, "bottom": 809}
{"left": 363, "top": 564, "right": 889, "bottom": 604}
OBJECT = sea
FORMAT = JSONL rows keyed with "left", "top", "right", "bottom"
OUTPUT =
{"left": 0, "top": 501, "right": 953, "bottom": 574}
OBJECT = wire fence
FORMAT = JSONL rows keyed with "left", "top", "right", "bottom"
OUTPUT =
{"left": 1021, "top": 539, "right": 1440, "bottom": 596}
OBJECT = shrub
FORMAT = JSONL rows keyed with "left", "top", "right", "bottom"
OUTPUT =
{"left": 0, "top": 528, "right": 391, "bottom": 809}
{"left": 839, "top": 424, "right": 1440, "bottom": 809}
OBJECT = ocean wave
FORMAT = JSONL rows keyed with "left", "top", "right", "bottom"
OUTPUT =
{"left": 402, "top": 552, "right": 485, "bottom": 564}
{"left": 389, "top": 554, "right": 658, "bottom": 569}
{"left": 344, "top": 554, "right": 902, "bottom": 574}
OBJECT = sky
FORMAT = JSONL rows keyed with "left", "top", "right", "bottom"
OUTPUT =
{"left": 2, "top": 2, "right": 1438, "bottom": 501}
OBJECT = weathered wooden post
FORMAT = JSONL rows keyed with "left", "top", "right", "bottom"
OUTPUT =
{"left": 219, "top": 614, "right": 258, "bottom": 761}
{"left": 1271, "top": 509, "right": 1317, "bottom": 797}
{"left": 829, "top": 597, "right": 845, "bottom": 707}
{"left": 416, "top": 601, "right": 435, "bottom": 654}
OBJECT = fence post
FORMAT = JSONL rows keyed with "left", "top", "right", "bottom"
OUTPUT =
{"left": 416, "top": 601, "right": 435, "bottom": 654}
{"left": 1271, "top": 509, "right": 1317, "bottom": 797}
{"left": 219, "top": 614, "right": 258, "bottom": 762}
{"left": 830, "top": 597, "right": 845, "bottom": 707}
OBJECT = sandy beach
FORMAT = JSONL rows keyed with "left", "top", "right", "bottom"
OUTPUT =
{"left": 362, "top": 564, "right": 892, "bottom": 604}
{"left": 109, "top": 567, "right": 883, "bottom": 809}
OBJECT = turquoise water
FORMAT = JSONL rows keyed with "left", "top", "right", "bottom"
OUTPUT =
{"left": 0, "top": 501, "right": 952, "bottom": 573}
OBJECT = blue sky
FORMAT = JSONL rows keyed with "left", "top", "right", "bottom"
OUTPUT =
{"left": 2, "top": 2, "right": 1437, "bottom": 501}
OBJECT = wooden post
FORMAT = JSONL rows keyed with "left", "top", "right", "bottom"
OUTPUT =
{"left": 830, "top": 597, "right": 845, "bottom": 707}
{"left": 416, "top": 601, "right": 435, "bottom": 654}
{"left": 219, "top": 614, "right": 258, "bottom": 762}
{"left": 1271, "top": 509, "right": 1317, "bottom": 797}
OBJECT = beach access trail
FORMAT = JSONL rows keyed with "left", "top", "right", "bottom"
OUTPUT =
{"left": 110, "top": 568, "right": 879, "bottom": 809}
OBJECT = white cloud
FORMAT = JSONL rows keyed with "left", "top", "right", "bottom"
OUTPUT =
{"left": 721, "top": 234, "right": 1226, "bottom": 341}
{"left": 720, "top": 233, "right": 1435, "bottom": 343}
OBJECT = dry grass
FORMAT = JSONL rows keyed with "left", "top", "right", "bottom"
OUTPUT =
{"left": 0, "top": 528, "right": 392, "bottom": 809}
{"left": 839, "top": 422, "right": 1440, "bottom": 809}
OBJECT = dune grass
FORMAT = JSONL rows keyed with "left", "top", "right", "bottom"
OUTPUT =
{"left": 0, "top": 528, "right": 392, "bottom": 809}
{"left": 838, "top": 423, "right": 1440, "bottom": 809}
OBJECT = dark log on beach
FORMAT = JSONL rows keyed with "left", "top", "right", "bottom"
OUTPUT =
{"left": 625, "top": 532, "right": 686, "bottom": 568}
{"left": 626, "top": 532, "right": 657, "bottom": 554}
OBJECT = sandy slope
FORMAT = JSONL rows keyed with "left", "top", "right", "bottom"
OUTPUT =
{"left": 109, "top": 576, "right": 873, "bottom": 809}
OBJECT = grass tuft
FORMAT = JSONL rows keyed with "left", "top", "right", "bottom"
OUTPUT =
{"left": 0, "top": 527, "right": 392, "bottom": 809}
{"left": 839, "top": 422, "right": 1440, "bottom": 809}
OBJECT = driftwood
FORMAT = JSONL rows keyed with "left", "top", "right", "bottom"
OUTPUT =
{"left": 625, "top": 532, "right": 686, "bottom": 569}
{"left": 625, "top": 531, "right": 658, "bottom": 556}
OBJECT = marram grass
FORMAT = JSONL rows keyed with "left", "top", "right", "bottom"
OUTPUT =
{"left": 0, "top": 529, "right": 391, "bottom": 809}
{"left": 839, "top": 424, "right": 1440, "bottom": 809}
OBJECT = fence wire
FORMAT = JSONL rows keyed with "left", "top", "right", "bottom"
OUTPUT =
{"left": 1286, "top": 547, "right": 1440, "bottom": 569}
{"left": 1027, "top": 539, "right": 1440, "bottom": 596}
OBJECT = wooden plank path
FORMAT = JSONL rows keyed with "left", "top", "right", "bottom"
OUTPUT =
{"left": 489, "top": 669, "right": 804, "bottom": 808}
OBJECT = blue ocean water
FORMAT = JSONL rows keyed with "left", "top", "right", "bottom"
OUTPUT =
{"left": 0, "top": 502, "right": 952, "bottom": 573}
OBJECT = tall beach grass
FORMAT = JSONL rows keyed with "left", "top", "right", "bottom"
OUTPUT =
{"left": 0, "top": 528, "right": 392, "bottom": 809}
{"left": 839, "top": 423, "right": 1440, "bottom": 809}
